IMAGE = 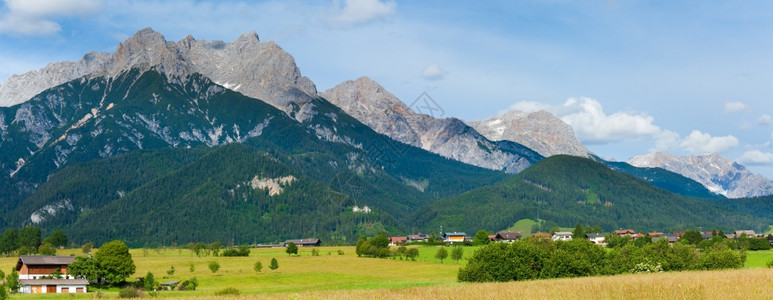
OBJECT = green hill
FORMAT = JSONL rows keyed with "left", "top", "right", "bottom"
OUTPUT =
{"left": 410, "top": 155, "right": 768, "bottom": 233}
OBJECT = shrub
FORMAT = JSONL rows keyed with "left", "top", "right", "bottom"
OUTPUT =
{"left": 208, "top": 261, "right": 220, "bottom": 273}
{"left": 337, "top": 249, "right": 345, "bottom": 255}
{"left": 215, "top": 287, "right": 240, "bottom": 296}
{"left": 766, "top": 258, "right": 773, "bottom": 268}
{"left": 118, "top": 286, "right": 141, "bottom": 298}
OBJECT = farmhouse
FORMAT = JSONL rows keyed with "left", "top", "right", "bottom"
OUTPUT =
{"left": 284, "top": 238, "right": 321, "bottom": 247}
{"left": 495, "top": 231, "right": 521, "bottom": 242}
{"left": 552, "top": 232, "right": 573, "bottom": 241}
{"left": 407, "top": 234, "right": 429, "bottom": 243}
{"left": 443, "top": 232, "right": 466, "bottom": 243}
{"left": 389, "top": 236, "right": 407, "bottom": 246}
{"left": 586, "top": 233, "right": 606, "bottom": 246}
{"left": 15, "top": 255, "right": 88, "bottom": 294}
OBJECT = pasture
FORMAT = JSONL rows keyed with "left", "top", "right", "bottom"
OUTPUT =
{"left": 0, "top": 246, "right": 771, "bottom": 299}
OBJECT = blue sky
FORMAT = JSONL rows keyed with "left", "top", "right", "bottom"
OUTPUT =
{"left": 1, "top": 0, "right": 772, "bottom": 177}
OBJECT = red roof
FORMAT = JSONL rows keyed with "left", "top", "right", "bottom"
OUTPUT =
{"left": 389, "top": 236, "right": 407, "bottom": 244}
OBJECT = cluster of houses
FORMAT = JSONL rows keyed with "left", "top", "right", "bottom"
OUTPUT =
{"left": 387, "top": 229, "right": 770, "bottom": 247}
{"left": 388, "top": 231, "right": 524, "bottom": 246}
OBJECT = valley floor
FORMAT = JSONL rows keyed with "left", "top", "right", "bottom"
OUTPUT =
{"left": 1, "top": 247, "right": 771, "bottom": 299}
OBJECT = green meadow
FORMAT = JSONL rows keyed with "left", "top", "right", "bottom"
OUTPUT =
{"left": 0, "top": 245, "right": 771, "bottom": 298}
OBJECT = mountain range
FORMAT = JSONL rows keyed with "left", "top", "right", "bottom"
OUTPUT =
{"left": 0, "top": 28, "right": 770, "bottom": 244}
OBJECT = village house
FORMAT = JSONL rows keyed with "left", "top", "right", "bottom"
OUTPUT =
{"left": 734, "top": 230, "right": 759, "bottom": 238}
{"left": 652, "top": 234, "right": 679, "bottom": 244}
{"left": 552, "top": 232, "right": 573, "bottom": 241}
{"left": 283, "top": 238, "right": 321, "bottom": 247}
{"left": 614, "top": 229, "right": 635, "bottom": 236}
{"left": 16, "top": 255, "right": 88, "bottom": 294}
{"left": 586, "top": 233, "right": 606, "bottom": 246}
{"left": 352, "top": 205, "right": 371, "bottom": 214}
{"left": 389, "top": 236, "right": 407, "bottom": 246}
{"left": 443, "top": 232, "right": 466, "bottom": 244}
{"left": 407, "top": 234, "right": 429, "bottom": 243}
{"left": 495, "top": 231, "right": 522, "bottom": 243}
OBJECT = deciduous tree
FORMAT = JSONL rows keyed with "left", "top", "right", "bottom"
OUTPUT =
{"left": 95, "top": 240, "right": 136, "bottom": 285}
{"left": 435, "top": 247, "right": 448, "bottom": 263}
{"left": 451, "top": 246, "right": 464, "bottom": 263}
{"left": 286, "top": 242, "right": 298, "bottom": 256}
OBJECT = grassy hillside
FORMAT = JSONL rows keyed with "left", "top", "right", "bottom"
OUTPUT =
{"left": 410, "top": 155, "right": 769, "bottom": 234}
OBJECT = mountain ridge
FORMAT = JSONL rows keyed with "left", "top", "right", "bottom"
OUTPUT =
{"left": 628, "top": 151, "right": 773, "bottom": 198}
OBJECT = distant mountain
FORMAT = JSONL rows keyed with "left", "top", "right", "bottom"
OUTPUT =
{"left": 410, "top": 155, "right": 767, "bottom": 234}
{"left": 601, "top": 159, "right": 722, "bottom": 199}
{"left": 468, "top": 109, "right": 591, "bottom": 158}
{"left": 0, "top": 28, "right": 317, "bottom": 116}
{"left": 321, "top": 77, "right": 542, "bottom": 173}
{"left": 628, "top": 152, "right": 773, "bottom": 198}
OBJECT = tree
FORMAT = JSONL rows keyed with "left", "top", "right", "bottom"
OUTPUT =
{"left": 572, "top": 224, "right": 585, "bottom": 239}
{"left": 473, "top": 230, "right": 491, "bottom": 245}
{"left": 95, "top": 240, "right": 136, "bottom": 285}
{"left": 355, "top": 236, "right": 367, "bottom": 257}
{"left": 451, "top": 246, "right": 464, "bottom": 263}
{"left": 167, "top": 266, "right": 175, "bottom": 276}
{"left": 209, "top": 241, "right": 222, "bottom": 256}
{"left": 38, "top": 242, "right": 56, "bottom": 255}
{"left": 0, "top": 229, "right": 18, "bottom": 255}
{"left": 68, "top": 256, "right": 103, "bottom": 283}
{"left": 43, "top": 229, "right": 68, "bottom": 248}
{"left": 286, "top": 242, "right": 298, "bottom": 256}
{"left": 81, "top": 242, "right": 94, "bottom": 254}
{"left": 405, "top": 248, "right": 419, "bottom": 261}
{"left": 269, "top": 258, "right": 279, "bottom": 270}
{"left": 254, "top": 261, "right": 263, "bottom": 272}
{"left": 683, "top": 229, "right": 703, "bottom": 245}
{"left": 143, "top": 272, "right": 155, "bottom": 291}
{"left": 6, "top": 269, "right": 19, "bottom": 293}
{"left": 368, "top": 232, "right": 390, "bottom": 249}
{"left": 18, "top": 226, "right": 41, "bottom": 252}
{"left": 435, "top": 247, "right": 449, "bottom": 263}
{"left": 208, "top": 261, "right": 220, "bottom": 273}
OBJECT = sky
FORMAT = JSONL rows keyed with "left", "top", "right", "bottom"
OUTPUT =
{"left": 0, "top": 0, "right": 772, "bottom": 178}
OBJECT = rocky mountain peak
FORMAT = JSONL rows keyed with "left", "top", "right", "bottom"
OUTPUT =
{"left": 468, "top": 109, "right": 591, "bottom": 158}
{"left": 628, "top": 152, "right": 773, "bottom": 198}
{"left": 0, "top": 28, "right": 317, "bottom": 116}
{"left": 322, "top": 78, "right": 540, "bottom": 173}
{"left": 111, "top": 28, "right": 191, "bottom": 79}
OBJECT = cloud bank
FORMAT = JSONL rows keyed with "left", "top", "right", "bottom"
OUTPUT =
{"left": 508, "top": 97, "right": 742, "bottom": 155}
{"left": 0, "top": 0, "right": 103, "bottom": 35}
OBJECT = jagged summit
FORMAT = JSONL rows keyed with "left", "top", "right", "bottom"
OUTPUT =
{"left": 0, "top": 28, "right": 316, "bottom": 115}
{"left": 469, "top": 109, "right": 591, "bottom": 158}
{"left": 628, "top": 151, "right": 773, "bottom": 198}
{"left": 322, "top": 76, "right": 540, "bottom": 173}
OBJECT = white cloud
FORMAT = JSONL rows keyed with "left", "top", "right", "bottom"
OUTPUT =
{"left": 758, "top": 114, "right": 772, "bottom": 126}
{"left": 326, "top": 0, "right": 396, "bottom": 27}
{"left": 421, "top": 63, "right": 446, "bottom": 80}
{"left": 737, "top": 150, "right": 773, "bottom": 166}
{"left": 505, "top": 97, "right": 661, "bottom": 144}
{"left": 679, "top": 130, "right": 739, "bottom": 154}
{"left": 0, "top": 0, "right": 103, "bottom": 35}
{"left": 554, "top": 97, "right": 661, "bottom": 144}
{"left": 653, "top": 129, "right": 680, "bottom": 152}
{"left": 724, "top": 101, "right": 747, "bottom": 113}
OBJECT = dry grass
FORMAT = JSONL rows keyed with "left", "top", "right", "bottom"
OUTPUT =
{"left": 247, "top": 268, "right": 773, "bottom": 300}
